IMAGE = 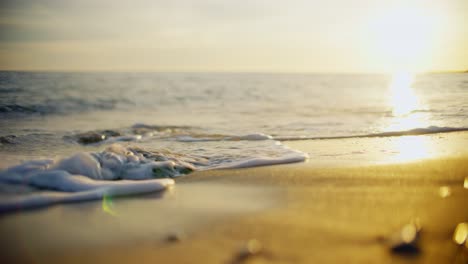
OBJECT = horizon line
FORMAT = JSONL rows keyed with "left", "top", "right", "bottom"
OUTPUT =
{"left": 0, "top": 68, "right": 467, "bottom": 75}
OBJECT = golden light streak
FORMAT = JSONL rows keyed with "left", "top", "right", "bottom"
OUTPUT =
{"left": 389, "top": 72, "right": 418, "bottom": 116}
{"left": 385, "top": 72, "right": 428, "bottom": 132}
{"left": 382, "top": 73, "right": 434, "bottom": 163}
{"left": 387, "top": 136, "right": 431, "bottom": 163}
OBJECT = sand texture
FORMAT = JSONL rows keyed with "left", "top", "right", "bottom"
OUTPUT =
{"left": 1, "top": 133, "right": 468, "bottom": 264}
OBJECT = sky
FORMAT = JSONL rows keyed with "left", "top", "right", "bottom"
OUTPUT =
{"left": 0, "top": 0, "right": 467, "bottom": 73}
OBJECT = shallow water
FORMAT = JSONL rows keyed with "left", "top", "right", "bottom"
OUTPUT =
{"left": 0, "top": 71, "right": 467, "bottom": 211}
{"left": 1, "top": 72, "right": 467, "bottom": 162}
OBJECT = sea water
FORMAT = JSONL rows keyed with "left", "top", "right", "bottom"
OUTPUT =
{"left": 1, "top": 71, "right": 467, "bottom": 211}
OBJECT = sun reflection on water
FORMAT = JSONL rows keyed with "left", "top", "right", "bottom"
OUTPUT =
{"left": 386, "top": 72, "right": 428, "bottom": 131}
{"left": 389, "top": 72, "right": 418, "bottom": 116}
{"left": 383, "top": 73, "right": 433, "bottom": 163}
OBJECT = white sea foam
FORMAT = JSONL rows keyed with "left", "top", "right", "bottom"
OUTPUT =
{"left": 101, "top": 135, "right": 142, "bottom": 144}
{"left": 0, "top": 178, "right": 173, "bottom": 212}
{"left": 235, "top": 133, "right": 273, "bottom": 140}
{"left": 0, "top": 144, "right": 194, "bottom": 212}
{"left": 0, "top": 141, "right": 308, "bottom": 212}
{"left": 1, "top": 144, "right": 195, "bottom": 181}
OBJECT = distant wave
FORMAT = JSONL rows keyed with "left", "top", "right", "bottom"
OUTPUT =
{"left": 274, "top": 126, "right": 468, "bottom": 141}
{"left": 0, "top": 98, "right": 126, "bottom": 116}
{"left": 0, "top": 104, "right": 38, "bottom": 114}
{"left": 66, "top": 124, "right": 468, "bottom": 146}
{"left": 151, "top": 125, "right": 468, "bottom": 142}
{"left": 175, "top": 133, "right": 273, "bottom": 142}
{"left": 66, "top": 124, "right": 274, "bottom": 145}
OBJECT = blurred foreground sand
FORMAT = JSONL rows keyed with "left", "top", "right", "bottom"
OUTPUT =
{"left": 1, "top": 132, "right": 467, "bottom": 264}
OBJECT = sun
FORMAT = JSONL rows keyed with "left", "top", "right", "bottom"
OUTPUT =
{"left": 368, "top": 4, "right": 439, "bottom": 72}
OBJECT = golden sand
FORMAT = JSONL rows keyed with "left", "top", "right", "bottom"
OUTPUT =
{"left": 1, "top": 133, "right": 468, "bottom": 263}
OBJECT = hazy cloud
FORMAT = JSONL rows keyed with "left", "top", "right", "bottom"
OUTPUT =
{"left": 0, "top": 0, "right": 466, "bottom": 72}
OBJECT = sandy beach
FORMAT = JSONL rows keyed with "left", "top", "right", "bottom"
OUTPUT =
{"left": 1, "top": 132, "right": 467, "bottom": 264}
{"left": 2, "top": 0, "right": 468, "bottom": 262}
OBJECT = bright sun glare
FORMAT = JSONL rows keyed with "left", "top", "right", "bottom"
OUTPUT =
{"left": 386, "top": 71, "right": 427, "bottom": 131}
{"left": 387, "top": 136, "right": 431, "bottom": 163}
{"left": 376, "top": 3, "right": 440, "bottom": 163}
{"left": 389, "top": 72, "right": 418, "bottom": 116}
{"left": 370, "top": 4, "right": 438, "bottom": 72}
{"left": 384, "top": 72, "right": 433, "bottom": 163}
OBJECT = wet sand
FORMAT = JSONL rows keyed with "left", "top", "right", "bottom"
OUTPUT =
{"left": 1, "top": 132, "right": 468, "bottom": 263}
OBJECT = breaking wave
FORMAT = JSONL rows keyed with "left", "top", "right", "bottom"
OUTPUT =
{"left": 274, "top": 126, "right": 468, "bottom": 141}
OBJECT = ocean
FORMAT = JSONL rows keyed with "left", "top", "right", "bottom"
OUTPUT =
{"left": 0, "top": 71, "right": 467, "bottom": 211}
